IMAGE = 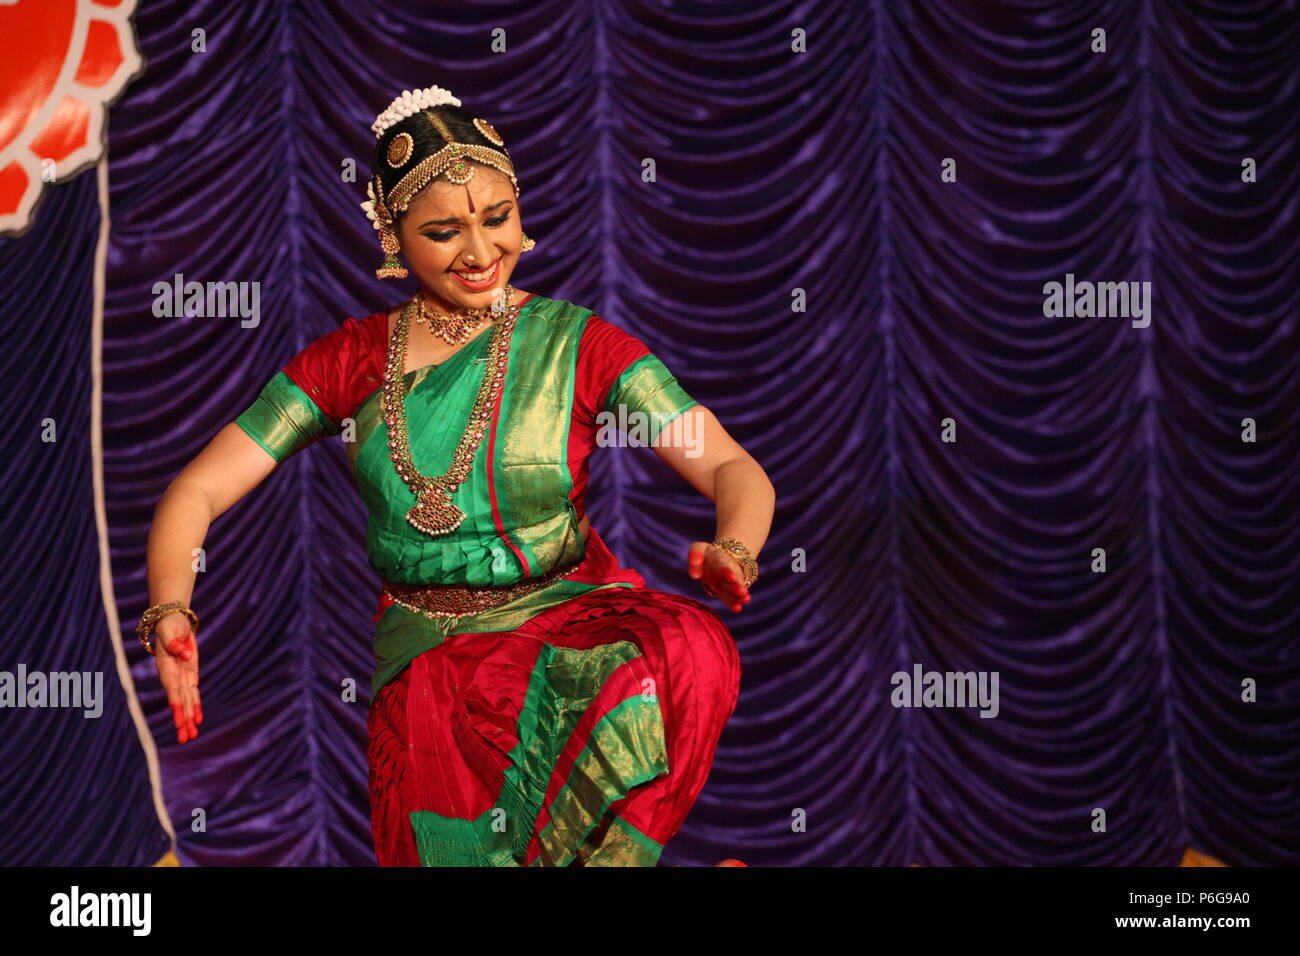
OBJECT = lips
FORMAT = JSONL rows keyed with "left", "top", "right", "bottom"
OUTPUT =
{"left": 451, "top": 259, "right": 501, "bottom": 290}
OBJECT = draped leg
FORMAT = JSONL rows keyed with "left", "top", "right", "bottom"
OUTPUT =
{"left": 525, "top": 587, "right": 741, "bottom": 865}
{"left": 367, "top": 666, "right": 421, "bottom": 866}
{"left": 365, "top": 585, "right": 741, "bottom": 866}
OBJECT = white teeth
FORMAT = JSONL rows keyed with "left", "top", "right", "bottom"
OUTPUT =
{"left": 454, "top": 263, "right": 497, "bottom": 282}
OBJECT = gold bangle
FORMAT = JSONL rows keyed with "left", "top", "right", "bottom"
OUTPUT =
{"left": 710, "top": 538, "right": 759, "bottom": 588}
{"left": 136, "top": 602, "right": 200, "bottom": 657}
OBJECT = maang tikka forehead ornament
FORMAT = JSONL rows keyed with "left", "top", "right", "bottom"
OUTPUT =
{"left": 360, "top": 86, "right": 527, "bottom": 279}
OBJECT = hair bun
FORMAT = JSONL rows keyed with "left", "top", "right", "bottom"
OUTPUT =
{"left": 370, "top": 86, "right": 462, "bottom": 138}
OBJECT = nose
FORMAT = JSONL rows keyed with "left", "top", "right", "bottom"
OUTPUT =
{"left": 461, "top": 229, "right": 497, "bottom": 268}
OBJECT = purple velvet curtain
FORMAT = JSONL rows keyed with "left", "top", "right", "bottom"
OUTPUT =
{"left": 1, "top": 0, "right": 1296, "bottom": 866}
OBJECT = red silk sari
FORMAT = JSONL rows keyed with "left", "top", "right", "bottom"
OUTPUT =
{"left": 236, "top": 293, "right": 741, "bottom": 865}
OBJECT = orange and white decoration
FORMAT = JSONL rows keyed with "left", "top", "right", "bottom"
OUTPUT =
{"left": 0, "top": 0, "right": 141, "bottom": 236}
{"left": 1, "top": 0, "right": 167, "bottom": 863}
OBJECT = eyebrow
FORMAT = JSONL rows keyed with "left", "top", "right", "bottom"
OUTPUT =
{"left": 419, "top": 200, "right": 513, "bottom": 227}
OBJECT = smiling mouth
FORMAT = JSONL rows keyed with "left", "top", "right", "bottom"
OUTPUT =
{"left": 451, "top": 259, "right": 501, "bottom": 283}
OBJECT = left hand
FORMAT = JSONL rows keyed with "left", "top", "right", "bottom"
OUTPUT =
{"left": 687, "top": 542, "right": 752, "bottom": 613}
{"left": 153, "top": 613, "right": 202, "bottom": 744}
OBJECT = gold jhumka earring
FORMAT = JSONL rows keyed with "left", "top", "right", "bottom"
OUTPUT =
{"left": 371, "top": 177, "right": 408, "bottom": 279}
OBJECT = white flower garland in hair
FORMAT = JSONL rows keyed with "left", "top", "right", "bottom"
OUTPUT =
{"left": 359, "top": 179, "right": 383, "bottom": 231}
{"left": 370, "top": 86, "right": 462, "bottom": 138}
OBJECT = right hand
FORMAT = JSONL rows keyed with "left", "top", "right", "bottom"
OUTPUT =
{"left": 153, "top": 610, "right": 202, "bottom": 744}
{"left": 686, "top": 542, "right": 752, "bottom": 613}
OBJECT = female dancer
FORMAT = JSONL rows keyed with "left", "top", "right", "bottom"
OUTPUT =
{"left": 139, "top": 86, "right": 775, "bottom": 866}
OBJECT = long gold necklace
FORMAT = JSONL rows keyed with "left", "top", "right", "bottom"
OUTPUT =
{"left": 381, "top": 292, "right": 520, "bottom": 536}
{"left": 414, "top": 285, "right": 514, "bottom": 345}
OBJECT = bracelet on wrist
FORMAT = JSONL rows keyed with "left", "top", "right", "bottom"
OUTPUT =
{"left": 136, "top": 602, "right": 200, "bottom": 657}
{"left": 710, "top": 537, "right": 759, "bottom": 588}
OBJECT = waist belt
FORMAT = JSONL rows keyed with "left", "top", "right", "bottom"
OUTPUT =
{"left": 381, "top": 561, "right": 583, "bottom": 620}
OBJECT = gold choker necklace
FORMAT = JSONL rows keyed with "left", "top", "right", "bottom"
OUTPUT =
{"left": 414, "top": 284, "right": 515, "bottom": 345}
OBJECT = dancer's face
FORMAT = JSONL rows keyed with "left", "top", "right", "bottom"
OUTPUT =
{"left": 396, "top": 167, "right": 522, "bottom": 313}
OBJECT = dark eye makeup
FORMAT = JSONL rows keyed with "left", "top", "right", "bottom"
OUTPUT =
{"left": 422, "top": 211, "right": 512, "bottom": 242}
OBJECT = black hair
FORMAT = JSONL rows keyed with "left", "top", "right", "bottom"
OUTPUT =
{"left": 371, "top": 103, "right": 514, "bottom": 226}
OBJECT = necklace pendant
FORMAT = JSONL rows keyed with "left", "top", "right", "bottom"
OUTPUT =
{"left": 406, "top": 480, "right": 466, "bottom": 536}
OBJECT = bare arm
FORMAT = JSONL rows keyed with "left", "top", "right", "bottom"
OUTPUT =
{"left": 146, "top": 422, "right": 279, "bottom": 743}
{"left": 649, "top": 405, "right": 776, "bottom": 612}
{"left": 147, "top": 423, "right": 280, "bottom": 609}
